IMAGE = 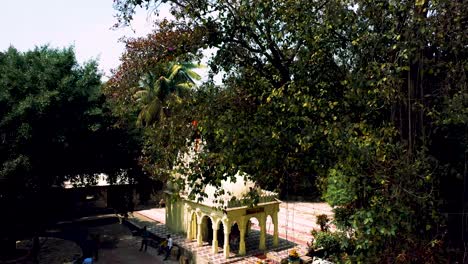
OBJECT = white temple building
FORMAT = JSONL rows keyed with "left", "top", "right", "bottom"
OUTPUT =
{"left": 165, "top": 140, "right": 281, "bottom": 258}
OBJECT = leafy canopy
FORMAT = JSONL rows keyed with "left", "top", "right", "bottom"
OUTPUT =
{"left": 112, "top": 0, "right": 468, "bottom": 262}
{"left": 0, "top": 46, "right": 142, "bottom": 254}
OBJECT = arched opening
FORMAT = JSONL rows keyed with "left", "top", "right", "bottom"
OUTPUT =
{"left": 266, "top": 215, "right": 274, "bottom": 235}
{"left": 266, "top": 214, "right": 274, "bottom": 247}
{"left": 245, "top": 216, "right": 260, "bottom": 253}
{"left": 229, "top": 222, "right": 240, "bottom": 252}
{"left": 218, "top": 222, "right": 225, "bottom": 247}
{"left": 200, "top": 215, "right": 213, "bottom": 244}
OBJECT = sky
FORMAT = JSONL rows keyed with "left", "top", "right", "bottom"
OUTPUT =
{"left": 0, "top": 0, "right": 171, "bottom": 79}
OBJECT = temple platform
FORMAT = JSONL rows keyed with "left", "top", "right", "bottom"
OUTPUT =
{"left": 126, "top": 201, "right": 332, "bottom": 263}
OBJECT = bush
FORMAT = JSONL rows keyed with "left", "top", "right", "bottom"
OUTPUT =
{"left": 311, "top": 231, "right": 354, "bottom": 261}
{"left": 316, "top": 214, "right": 330, "bottom": 232}
{"left": 332, "top": 207, "right": 353, "bottom": 230}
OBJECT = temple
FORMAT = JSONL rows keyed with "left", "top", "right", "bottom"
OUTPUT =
{"left": 164, "top": 142, "right": 281, "bottom": 258}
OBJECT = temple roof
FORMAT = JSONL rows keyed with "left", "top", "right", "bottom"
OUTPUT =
{"left": 176, "top": 172, "right": 278, "bottom": 209}
{"left": 204, "top": 173, "right": 255, "bottom": 199}
{"left": 172, "top": 141, "right": 279, "bottom": 208}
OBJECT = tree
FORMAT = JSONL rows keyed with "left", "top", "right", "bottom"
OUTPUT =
{"left": 0, "top": 46, "right": 142, "bottom": 257}
{"left": 319, "top": 1, "right": 467, "bottom": 262}
{"left": 105, "top": 25, "right": 204, "bottom": 184}
{"left": 113, "top": 0, "right": 467, "bottom": 261}
{"left": 114, "top": 0, "right": 348, "bottom": 193}
{"left": 134, "top": 61, "right": 202, "bottom": 126}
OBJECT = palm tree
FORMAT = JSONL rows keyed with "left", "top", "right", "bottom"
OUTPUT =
{"left": 133, "top": 62, "right": 202, "bottom": 126}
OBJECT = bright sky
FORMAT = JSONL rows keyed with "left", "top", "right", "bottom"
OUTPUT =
{"left": 0, "top": 0, "right": 170, "bottom": 79}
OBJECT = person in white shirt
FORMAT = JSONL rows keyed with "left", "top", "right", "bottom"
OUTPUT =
{"left": 163, "top": 234, "right": 173, "bottom": 260}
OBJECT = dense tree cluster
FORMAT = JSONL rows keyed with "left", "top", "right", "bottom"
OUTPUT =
{"left": 0, "top": 46, "right": 142, "bottom": 256}
{"left": 109, "top": 0, "right": 467, "bottom": 262}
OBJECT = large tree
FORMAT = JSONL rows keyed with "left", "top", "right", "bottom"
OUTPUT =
{"left": 113, "top": 0, "right": 348, "bottom": 196}
{"left": 0, "top": 46, "right": 142, "bottom": 257}
{"left": 104, "top": 21, "right": 206, "bottom": 183}
{"left": 113, "top": 0, "right": 467, "bottom": 261}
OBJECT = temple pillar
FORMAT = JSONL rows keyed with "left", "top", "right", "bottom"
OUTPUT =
{"left": 184, "top": 205, "right": 189, "bottom": 234}
{"left": 197, "top": 219, "right": 203, "bottom": 246}
{"left": 212, "top": 221, "right": 219, "bottom": 254}
{"left": 223, "top": 221, "right": 231, "bottom": 258}
{"left": 186, "top": 212, "right": 192, "bottom": 240}
{"left": 259, "top": 214, "right": 266, "bottom": 250}
{"left": 273, "top": 212, "right": 279, "bottom": 247}
{"left": 239, "top": 218, "right": 246, "bottom": 255}
{"left": 165, "top": 197, "right": 171, "bottom": 227}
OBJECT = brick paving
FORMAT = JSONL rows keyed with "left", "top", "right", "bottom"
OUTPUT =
{"left": 250, "top": 202, "right": 334, "bottom": 246}
{"left": 130, "top": 201, "right": 332, "bottom": 263}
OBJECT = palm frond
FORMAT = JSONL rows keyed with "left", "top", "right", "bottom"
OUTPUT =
{"left": 134, "top": 61, "right": 202, "bottom": 126}
{"left": 133, "top": 90, "right": 149, "bottom": 101}
{"left": 168, "top": 64, "right": 183, "bottom": 81}
{"left": 185, "top": 70, "right": 202, "bottom": 81}
{"left": 175, "top": 82, "right": 195, "bottom": 91}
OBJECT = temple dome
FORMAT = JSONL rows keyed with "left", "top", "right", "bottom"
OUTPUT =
{"left": 173, "top": 141, "right": 278, "bottom": 208}
{"left": 203, "top": 172, "right": 255, "bottom": 200}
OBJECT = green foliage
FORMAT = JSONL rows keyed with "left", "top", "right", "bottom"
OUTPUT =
{"left": 318, "top": 0, "right": 467, "bottom": 261}
{"left": 113, "top": 0, "right": 468, "bottom": 262}
{"left": 312, "top": 231, "right": 352, "bottom": 261}
{"left": 0, "top": 46, "right": 143, "bottom": 252}
{"left": 134, "top": 61, "right": 202, "bottom": 126}
{"left": 104, "top": 23, "right": 205, "bottom": 184}
{"left": 316, "top": 214, "right": 330, "bottom": 232}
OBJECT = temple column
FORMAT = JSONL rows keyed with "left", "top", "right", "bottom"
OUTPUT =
{"left": 239, "top": 218, "right": 246, "bottom": 255}
{"left": 186, "top": 213, "right": 192, "bottom": 240}
{"left": 273, "top": 212, "right": 279, "bottom": 247}
{"left": 259, "top": 214, "right": 266, "bottom": 250}
{"left": 197, "top": 218, "right": 203, "bottom": 246}
{"left": 187, "top": 210, "right": 193, "bottom": 241}
{"left": 184, "top": 205, "right": 190, "bottom": 237}
{"left": 165, "top": 197, "right": 171, "bottom": 226}
{"left": 212, "top": 221, "right": 219, "bottom": 254}
{"left": 223, "top": 222, "right": 231, "bottom": 258}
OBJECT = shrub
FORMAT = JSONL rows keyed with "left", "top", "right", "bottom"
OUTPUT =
{"left": 311, "top": 231, "right": 354, "bottom": 261}
{"left": 316, "top": 214, "right": 330, "bottom": 232}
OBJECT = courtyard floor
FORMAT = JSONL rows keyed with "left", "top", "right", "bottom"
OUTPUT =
{"left": 17, "top": 218, "right": 179, "bottom": 264}
{"left": 130, "top": 201, "right": 333, "bottom": 263}
{"left": 89, "top": 223, "right": 178, "bottom": 264}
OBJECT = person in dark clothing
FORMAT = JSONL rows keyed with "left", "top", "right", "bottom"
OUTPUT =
{"left": 158, "top": 238, "right": 168, "bottom": 255}
{"left": 81, "top": 233, "right": 98, "bottom": 262}
{"left": 31, "top": 235, "right": 40, "bottom": 263}
{"left": 139, "top": 226, "right": 150, "bottom": 252}
{"left": 90, "top": 233, "right": 99, "bottom": 261}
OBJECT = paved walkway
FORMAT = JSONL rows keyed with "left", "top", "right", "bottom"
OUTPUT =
{"left": 130, "top": 201, "right": 332, "bottom": 263}
{"left": 91, "top": 222, "right": 179, "bottom": 264}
